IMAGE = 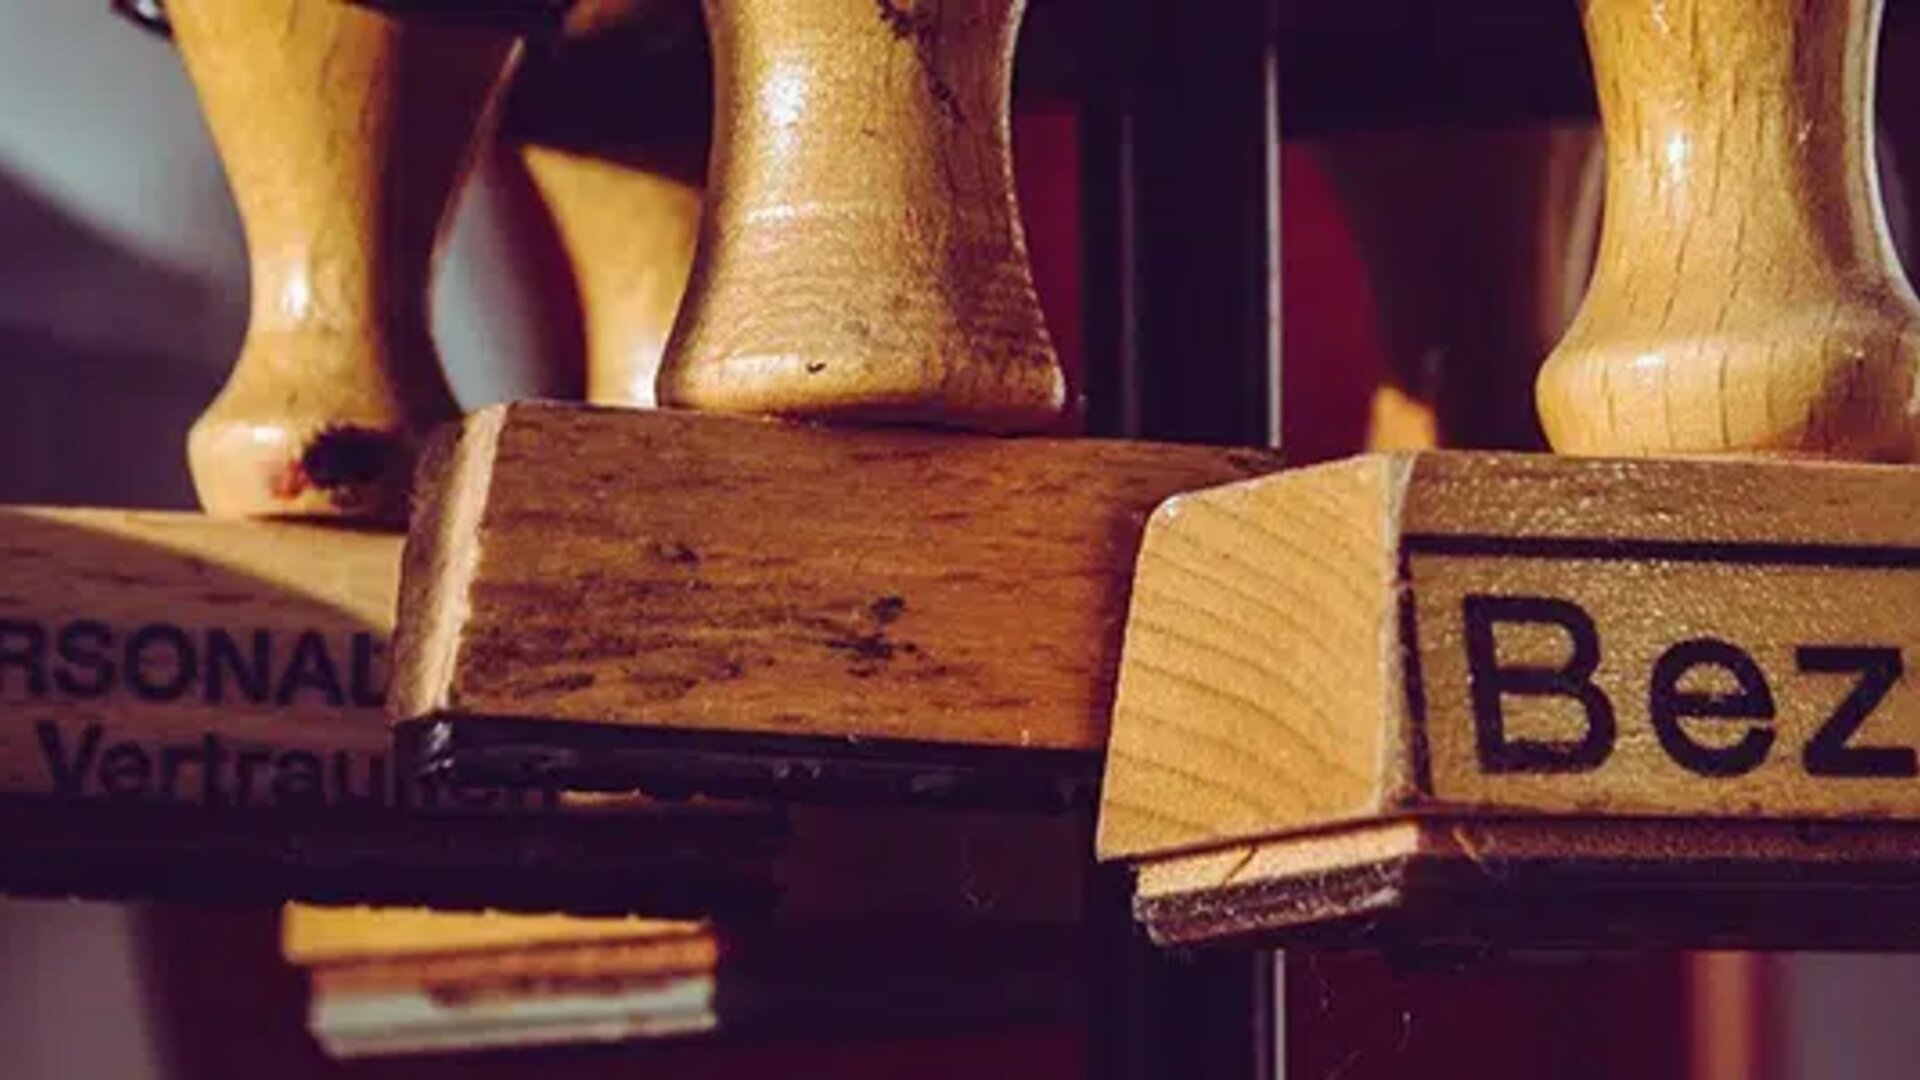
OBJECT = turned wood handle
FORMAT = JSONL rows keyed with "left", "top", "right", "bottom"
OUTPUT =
{"left": 655, "top": 0, "right": 1068, "bottom": 431}
{"left": 523, "top": 146, "right": 701, "bottom": 407}
{"left": 1537, "top": 0, "right": 1920, "bottom": 461}
{"left": 501, "top": 9, "right": 710, "bottom": 409}
{"left": 170, "top": 0, "right": 515, "bottom": 522}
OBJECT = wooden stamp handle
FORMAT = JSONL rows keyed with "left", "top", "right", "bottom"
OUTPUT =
{"left": 501, "top": 11, "right": 710, "bottom": 409}
{"left": 1537, "top": 0, "right": 1920, "bottom": 460}
{"left": 656, "top": 0, "right": 1068, "bottom": 431}
{"left": 524, "top": 146, "right": 701, "bottom": 407}
{"left": 171, "top": 0, "right": 515, "bottom": 521}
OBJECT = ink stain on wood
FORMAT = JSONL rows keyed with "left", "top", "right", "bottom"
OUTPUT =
{"left": 271, "top": 426, "right": 394, "bottom": 506}
{"left": 305, "top": 427, "right": 393, "bottom": 488}
{"left": 827, "top": 632, "right": 900, "bottom": 667}
{"left": 874, "top": 0, "right": 966, "bottom": 126}
{"left": 823, "top": 595, "right": 923, "bottom": 676}
{"left": 531, "top": 672, "right": 596, "bottom": 694}
{"left": 622, "top": 672, "right": 702, "bottom": 701}
{"left": 649, "top": 541, "right": 702, "bottom": 566}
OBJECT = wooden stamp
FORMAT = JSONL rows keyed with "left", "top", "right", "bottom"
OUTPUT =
{"left": 0, "top": 507, "right": 782, "bottom": 911}
{"left": 1097, "top": 0, "right": 1920, "bottom": 949}
{"left": 0, "top": 504, "right": 1091, "bottom": 925}
{"left": 521, "top": 144, "right": 701, "bottom": 406}
{"left": 1099, "top": 454, "right": 1920, "bottom": 948}
{"left": 501, "top": 5, "right": 709, "bottom": 406}
{"left": 169, "top": 0, "right": 514, "bottom": 522}
{"left": 390, "top": 403, "right": 1280, "bottom": 805}
{"left": 387, "top": 1, "right": 1137, "bottom": 805}
{"left": 1536, "top": 0, "right": 1920, "bottom": 461}
{"left": 654, "top": 0, "right": 1069, "bottom": 429}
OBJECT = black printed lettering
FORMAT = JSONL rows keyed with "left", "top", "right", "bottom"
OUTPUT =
{"left": 99, "top": 742, "right": 152, "bottom": 798}
{"left": 275, "top": 631, "right": 344, "bottom": 706}
{"left": 159, "top": 734, "right": 228, "bottom": 806}
{"left": 0, "top": 620, "right": 47, "bottom": 697}
{"left": 160, "top": 740, "right": 194, "bottom": 801}
{"left": 330, "top": 750, "right": 385, "bottom": 808}
{"left": 126, "top": 623, "right": 196, "bottom": 702}
{"left": 206, "top": 627, "right": 271, "bottom": 705}
{"left": 1462, "top": 594, "right": 1616, "bottom": 773}
{"left": 53, "top": 620, "right": 114, "bottom": 698}
{"left": 233, "top": 747, "right": 272, "bottom": 807}
{"left": 1799, "top": 647, "right": 1915, "bottom": 778}
{"left": 350, "top": 632, "right": 385, "bottom": 707}
{"left": 271, "top": 750, "right": 325, "bottom": 806}
{"left": 35, "top": 720, "right": 100, "bottom": 797}
{"left": 1648, "top": 639, "right": 1776, "bottom": 777}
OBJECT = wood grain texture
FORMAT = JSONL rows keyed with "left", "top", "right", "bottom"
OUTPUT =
{"left": 1097, "top": 456, "right": 1406, "bottom": 861}
{"left": 1537, "top": 0, "right": 1920, "bottom": 460}
{"left": 1321, "top": 123, "right": 1602, "bottom": 451}
{"left": 170, "top": 0, "right": 515, "bottom": 522}
{"left": 502, "top": 9, "right": 710, "bottom": 408}
{"left": 1099, "top": 452, "right": 1920, "bottom": 863}
{"left": 392, "top": 402, "right": 1282, "bottom": 754}
{"left": 523, "top": 145, "right": 702, "bottom": 407}
{"left": 655, "top": 0, "right": 1068, "bottom": 429}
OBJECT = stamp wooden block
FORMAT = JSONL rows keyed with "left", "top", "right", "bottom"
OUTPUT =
{"left": 286, "top": 908, "right": 1080, "bottom": 1058}
{"left": 1098, "top": 452, "right": 1920, "bottom": 948}
{"left": 390, "top": 402, "right": 1281, "bottom": 806}
{"left": 283, "top": 907, "right": 722, "bottom": 1055}
{"left": 0, "top": 506, "right": 780, "bottom": 911}
{"left": 0, "top": 506, "right": 1093, "bottom": 924}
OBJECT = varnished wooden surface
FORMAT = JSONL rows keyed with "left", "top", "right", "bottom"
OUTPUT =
{"left": 393, "top": 403, "right": 1279, "bottom": 775}
{"left": 1099, "top": 451, "right": 1920, "bottom": 945}
{"left": 283, "top": 906, "right": 698, "bottom": 963}
{"left": 170, "top": 0, "right": 514, "bottom": 521}
{"left": 655, "top": 0, "right": 1067, "bottom": 429}
{"left": 499, "top": 7, "right": 710, "bottom": 407}
{"left": 1537, "top": 0, "right": 1920, "bottom": 460}
{"left": 1101, "top": 452, "right": 1920, "bottom": 863}
{"left": 288, "top": 908, "right": 722, "bottom": 1054}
